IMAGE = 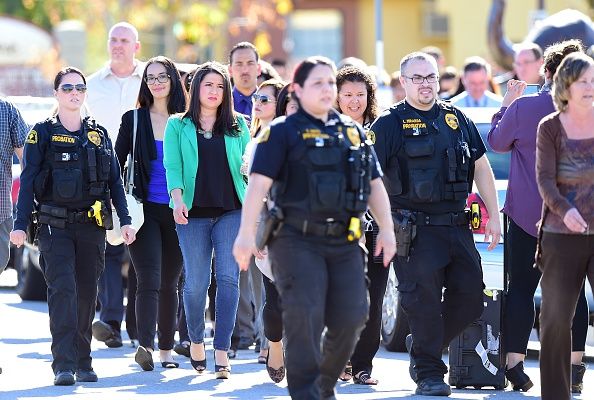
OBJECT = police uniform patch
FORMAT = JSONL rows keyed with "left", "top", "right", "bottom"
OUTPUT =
{"left": 402, "top": 118, "right": 427, "bottom": 136}
{"left": 366, "top": 130, "right": 376, "bottom": 144}
{"left": 445, "top": 113, "right": 459, "bottom": 130}
{"left": 88, "top": 131, "right": 102, "bottom": 147}
{"left": 256, "top": 126, "right": 271, "bottom": 143}
{"left": 301, "top": 129, "right": 329, "bottom": 140}
{"left": 26, "top": 130, "right": 38, "bottom": 144}
{"left": 52, "top": 135, "right": 76, "bottom": 143}
{"left": 346, "top": 127, "right": 360, "bottom": 146}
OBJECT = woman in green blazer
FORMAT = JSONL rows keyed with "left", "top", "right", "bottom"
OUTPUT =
{"left": 163, "top": 61, "right": 249, "bottom": 379}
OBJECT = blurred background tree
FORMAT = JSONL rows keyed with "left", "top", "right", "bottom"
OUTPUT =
{"left": 1, "top": 0, "right": 292, "bottom": 72}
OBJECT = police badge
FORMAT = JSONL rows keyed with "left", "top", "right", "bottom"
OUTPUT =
{"left": 87, "top": 131, "right": 102, "bottom": 147}
{"left": 445, "top": 113, "right": 459, "bottom": 130}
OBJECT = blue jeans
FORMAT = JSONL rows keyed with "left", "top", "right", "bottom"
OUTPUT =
{"left": 176, "top": 210, "right": 241, "bottom": 351}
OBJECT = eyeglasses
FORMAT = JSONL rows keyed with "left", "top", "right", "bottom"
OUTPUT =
{"left": 59, "top": 84, "right": 87, "bottom": 93}
{"left": 252, "top": 94, "right": 276, "bottom": 104}
{"left": 145, "top": 74, "right": 170, "bottom": 85}
{"left": 403, "top": 75, "right": 439, "bottom": 84}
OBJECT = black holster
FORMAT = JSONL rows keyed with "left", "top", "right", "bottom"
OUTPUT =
{"left": 394, "top": 210, "right": 417, "bottom": 258}
{"left": 26, "top": 210, "right": 40, "bottom": 245}
{"left": 256, "top": 205, "right": 284, "bottom": 250}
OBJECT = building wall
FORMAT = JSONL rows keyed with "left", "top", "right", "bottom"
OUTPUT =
{"left": 436, "top": 0, "right": 591, "bottom": 69}
{"left": 356, "top": 0, "right": 448, "bottom": 74}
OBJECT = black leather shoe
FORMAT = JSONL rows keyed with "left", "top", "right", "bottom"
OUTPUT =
{"left": 135, "top": 346, "right": 155, "bottom": 371}
{"left": 173, "top": 341, "right": 191, "bottom": 358}
{"left": 505, "top": 361, "right": 533, "bottom": 392}
{"left": 237, "top": 337, "right": 253, "bottom": 350}
{"left": 76, "top": 369, "right": 98, "bottom": 382}
{"left": 54, "top": 370, "right": 75, "bottom": 386}
{"left": 571, "top": 362, "right": 587, "bottom": 393}
{"left": 415, "top": 376, "right": 452, "bottom": 396}
{"left": 92, "top": 321, "right": 123, "bottom": 348}
{"left": 405, "top": 334, "right": 418, "bottom": 383}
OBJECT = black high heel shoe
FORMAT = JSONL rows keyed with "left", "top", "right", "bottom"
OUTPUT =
{"left": 505, "top": 361, "right": 533, "bottom": 392}
{"left": 214, "top": 352, "right": 231, "bottom": 379}
{"left": 190, "top": 343, "right": 207, "bottom": 374}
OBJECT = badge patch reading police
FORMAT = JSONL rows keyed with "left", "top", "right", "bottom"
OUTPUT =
{"left": 26, "top": 130, "right": 38, "bottom": 144}
{"left": 88, "top": 131, "right": 102, "bottom": 147}
{"left": 346, "top": 127, "right": 360, "bottom": 146}
{"left": 445, "top": 113, "right": 459, "bottom": 130}
{"left": 366, "top": 130, "right": 376, "bottom": 144}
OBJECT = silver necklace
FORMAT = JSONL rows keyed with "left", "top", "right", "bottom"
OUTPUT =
{"left": 198, "top": 128, "right": 213, "bottom": 139}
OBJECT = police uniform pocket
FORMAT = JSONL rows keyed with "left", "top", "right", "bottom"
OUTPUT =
{"left": 404, "top": 139, "right": 434, "bottom": 158}
{"left": 310, "top": 172, "right": 346, "bottom": 213}
{"left": 52, "top": 169, "right": 83, "bottom": 202}
{"left": 396, "top": 281, "right": 418, "bottom": 313}
{"left": 98, "top": 152, "right": 111, "bottom": 181}
{"left": 409, "top": 169, "right": 441, "bottom": 202}
{"left": 37, "top": 225, "right": 52, "bottom": 253}
{"left": 307, "top": 147, "right": 341, "bottom": 165}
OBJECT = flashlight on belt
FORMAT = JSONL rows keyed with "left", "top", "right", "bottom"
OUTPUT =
{"left": 88, "top": 200, "right": 104, "bottom": 227}
{"left": 470, "top": 202, "right": 481, "bottom": 230}
{"left": 347, "top": 217, "right": 362, "bottom": 241}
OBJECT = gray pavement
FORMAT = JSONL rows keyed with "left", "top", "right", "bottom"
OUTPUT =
{"left": 0, "top": 270, "right": 592, "bottom": 399}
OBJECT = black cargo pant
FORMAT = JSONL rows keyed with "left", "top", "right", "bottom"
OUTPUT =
{"left": 350, "top": 229, "right": 389, "bottom": 375}
{"left": 269, "top": 226, "right": 368, "bottom": 400}
{"left": 394, "top": 225, "right": 484, "bottom": 382}
{"left": 38, "top": 222, "right": 105, "bottom": 374}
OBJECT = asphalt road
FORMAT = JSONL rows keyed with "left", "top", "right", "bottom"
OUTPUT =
{"left": 0, "top": 270, "right": 592, "bottom": 400}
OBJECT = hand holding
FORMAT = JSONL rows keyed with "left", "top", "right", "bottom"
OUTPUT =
{"left": 501, "top": 79, "right": 527, "bottom": 107}
{"left": 10, "top": 230, "right": 26, "bottom": 248}
{"left": 120, "top": 225, "right": 137, "bottom": 245}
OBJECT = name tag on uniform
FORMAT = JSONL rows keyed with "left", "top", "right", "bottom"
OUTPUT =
{"left": 402, "top": 118, "right": 428, "bottom": 136}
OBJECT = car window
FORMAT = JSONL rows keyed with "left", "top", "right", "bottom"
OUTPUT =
{"left": 475, "top": 122, "right": 511, "bottom": 180}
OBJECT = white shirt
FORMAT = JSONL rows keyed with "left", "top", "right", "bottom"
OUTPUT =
{"left": 449, "top": 90, "right": 503, "bottom": 108}
{"left": 86, "top": 61, "right": 145, "bottom": 142}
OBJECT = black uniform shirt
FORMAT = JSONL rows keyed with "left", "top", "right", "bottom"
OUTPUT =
{"left": 370, "top": 101, "right": 487, "bottom": 214}
{"left": 15, "top": 117, "right": 131, "bottom": 231}
{"left": 251, "top": 108, "right": 382, "bottom": 182}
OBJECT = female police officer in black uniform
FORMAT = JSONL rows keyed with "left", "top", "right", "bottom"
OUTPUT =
{"left": 233, "top": 56, "right": 396, "bottom": 400}
{"left": 11, "top": 67, "right": 136, "bottom": 386}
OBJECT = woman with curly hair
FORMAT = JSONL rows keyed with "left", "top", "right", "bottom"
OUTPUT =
{"left": 335, "top": 66, "right": 383, "bottom": 385}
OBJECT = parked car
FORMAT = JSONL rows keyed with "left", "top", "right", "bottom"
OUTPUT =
{"left": 380, "top": 106, "right": 594, "bottom": 352}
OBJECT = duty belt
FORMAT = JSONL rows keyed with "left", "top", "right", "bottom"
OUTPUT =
{"left": 39, "top": 204, "right": 94, "bottom": 224}
{"left": 411, "top": 211, "right": 469, "bottom": 226}
{"left": 284, "top": 216, "right": 347, "bottom": 237}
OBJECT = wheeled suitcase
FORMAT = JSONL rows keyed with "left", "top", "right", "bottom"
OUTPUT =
{"left": 447, "top": 214, "right": 509, "bottom": 390}
{"left": 447, "top": 288, "right": 507, "bottom": 389}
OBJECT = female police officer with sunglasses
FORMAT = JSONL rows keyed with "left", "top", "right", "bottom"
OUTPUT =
{"left": 11, "top": 67, "right": 136, "bottom": 386}
{"left": 233, "top": 56, "right": 395, "bottom": 400}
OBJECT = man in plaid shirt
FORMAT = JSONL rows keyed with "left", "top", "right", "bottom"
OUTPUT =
{"left": 0, "top": 98, "right": 27, "bottom": 275}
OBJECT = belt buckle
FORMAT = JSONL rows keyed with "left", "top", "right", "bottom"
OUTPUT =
{"left": 325, "top": 221, "right": 343, "bottom": 236}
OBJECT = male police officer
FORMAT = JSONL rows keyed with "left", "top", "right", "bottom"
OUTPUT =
{"left": 370, "top": 52, "right": 501, "bottom": 396}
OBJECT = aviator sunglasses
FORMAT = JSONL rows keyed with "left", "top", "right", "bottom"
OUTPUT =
{"left": 252, "top": 93, "right": 276, "bottom": 104}
{"left": 60, "top": 84, "right": 87, "bottom": 93}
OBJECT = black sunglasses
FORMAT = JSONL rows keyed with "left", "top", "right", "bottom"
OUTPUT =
{"left": 60, "top": 84, "right": 87, "bottom": 93}
{"left": 252, "top": 93, "right": 276, "bottom": 104}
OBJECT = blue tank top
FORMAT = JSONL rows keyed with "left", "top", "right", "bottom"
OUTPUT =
{"left": 146, "top": 140, "right": 170, "bottom": 204}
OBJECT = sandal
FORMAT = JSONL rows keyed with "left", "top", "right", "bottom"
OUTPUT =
{"left": 339, "top": 361, "right": 353, "bottom": 382}
{"left": 353, "top": 371, "right": 378, "bottom": 385}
